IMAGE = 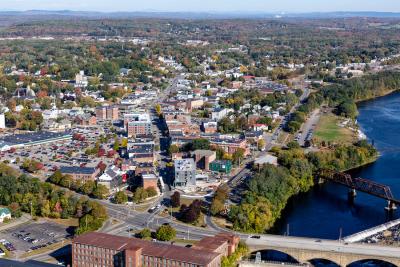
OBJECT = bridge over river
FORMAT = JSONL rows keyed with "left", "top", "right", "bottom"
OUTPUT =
{"left": 319, "top": 169, "right": 400, "bottom": 210}
{"left": 245, "top": 234, "right": 400, "bottom": 267}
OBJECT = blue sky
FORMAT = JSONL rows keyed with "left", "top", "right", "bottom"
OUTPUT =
{"left": 3, "top": 0, "right": 400, "bottom": 13}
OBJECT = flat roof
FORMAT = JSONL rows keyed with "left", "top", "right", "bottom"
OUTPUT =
{"left": 59, "top": 166, "right": 97, "bottom": 174}
{"left": 0, "top": 131, "right": 71, "bottom": 146}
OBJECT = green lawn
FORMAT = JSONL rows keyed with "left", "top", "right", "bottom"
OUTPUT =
{"left": 314, "top": 114, "right": 356, "bottom": 144}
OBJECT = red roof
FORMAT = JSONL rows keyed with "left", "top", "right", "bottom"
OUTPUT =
{"left": 73, "top": 232, "right": 220, "bottom": 265}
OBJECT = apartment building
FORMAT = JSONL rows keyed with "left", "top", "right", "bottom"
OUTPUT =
{"left": 124, "top": 113, "right": 152, "bottom": 137}
{"left": 96, "top": 106, "right": 119, "bottom": 122}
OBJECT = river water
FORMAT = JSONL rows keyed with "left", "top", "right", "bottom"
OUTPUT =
{"left": 273, "top": 92, "right": 400, "bottom": 239}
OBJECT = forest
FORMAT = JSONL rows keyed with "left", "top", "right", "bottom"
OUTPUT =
{"left": 229, "top": 140, "right": 377, "bottom": 233}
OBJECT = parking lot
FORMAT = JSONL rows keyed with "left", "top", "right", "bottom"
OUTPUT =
{"left": 0, "top": 126, "right": 117, "bottom": 179}
{"left": 0, "top": 221, "right": 72, "bottom": 253}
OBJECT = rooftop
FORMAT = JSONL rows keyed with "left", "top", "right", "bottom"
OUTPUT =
{"left": 174, "top": 158, "right": 195, "bottom": 172}
{"left": 59, "top": 166, "right": 97, "bottom": 174}
{"left": 73, "top": 232, "right": 220, "bottom": 266}
{"left": 0, "top": 131, "right": 71, "bottom": 146}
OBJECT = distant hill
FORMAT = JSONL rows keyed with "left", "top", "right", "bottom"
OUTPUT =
{"left": 1, "top": 10, "right": 400, "bottom": 20}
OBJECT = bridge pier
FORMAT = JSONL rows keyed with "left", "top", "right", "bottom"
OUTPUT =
{"left": 385, "top": 200, "right": 397, "bottom": 211}
{"left": 348, "top": 188, "right": 357, "bottom": 199}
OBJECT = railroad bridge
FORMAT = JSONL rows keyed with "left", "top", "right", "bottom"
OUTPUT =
{"left": 318, "top": 169, "right": 400, "bottom": 210}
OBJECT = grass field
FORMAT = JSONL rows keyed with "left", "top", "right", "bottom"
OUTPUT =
{"left": 314, "top": 114, "right": 356, "bottom": 144}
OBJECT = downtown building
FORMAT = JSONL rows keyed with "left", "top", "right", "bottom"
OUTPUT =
{"left": 96, "top": 105, "right": 119, "bottom": 122}
{"left": 124, "top": 113, "right": 152, "bottom": 137}
{"left": 72, "top": 232, "right": 239, "bottom": 267}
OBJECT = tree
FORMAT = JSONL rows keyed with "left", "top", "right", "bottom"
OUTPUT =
{"left": 232, "top": 148, "right": 246, "bottom": 165}
{"left": 113, "top": 137, "right": 120, "bottom": 151}
{"left": 146, "top": 187, "right": 158, "bottom": 197}
{"left": 138, "top": 228, "right": 152, "bottom": 239}
{"left": 50, "top": 170, "right": 63, "bottom": 184}
{"left": 92, "top": 185, "right": 109, "bottom": 199}
{"left": 155, "top": 104, "right": 162, "bottom": 116}
{"left": 257, "top": 139, "right": 266, "bottom": 151}
{"left": 168, "top": 144, "right": 179, "bottom": 155}
{"left": 170, "top": 191, "right": 180, "bottom": 208}
{"left": 211, "top": 185, "right": 229, "bottom": 216}
{"left": 114, "top": 191, "right": 128, "bottom": 204}
{"left": 180, "top": 200, "right": 202, "bottom": 223}
{"left": 337, "top": 100, "right": 359, "bottom": 119}
{"left": 81, "top": 181, "right": 96, "bottom": 195}
{"left": 155, "top": 225, "right": 176, "bottom": 241}
{"left": 210, "top": 199, "right": 225, "bottom": 216}
{"left": 287, "top": 141, "right": 301, "bottom": 150}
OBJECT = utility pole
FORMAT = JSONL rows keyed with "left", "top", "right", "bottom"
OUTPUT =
{"left": 339, "top": 227, "right": 343, "bottom": 242}
{"left": 287, "top": 224, "right": 290, "bottom": 236}
{"left": 30, "top": 201, "right": 33, "bottom": 218}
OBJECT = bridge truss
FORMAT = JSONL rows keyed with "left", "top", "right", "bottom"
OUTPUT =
{"left": 319, "top": 169, "right": 400, "bottom": 206}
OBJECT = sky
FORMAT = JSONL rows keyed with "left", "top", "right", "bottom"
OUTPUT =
{"left": 2, "top": 0, "right": 400, "bottom": 13}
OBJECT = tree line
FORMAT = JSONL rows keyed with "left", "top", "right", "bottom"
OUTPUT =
{"left": 0, "top": 163, "right": 108, "bottom": 235}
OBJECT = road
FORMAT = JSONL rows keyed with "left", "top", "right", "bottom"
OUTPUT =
{"left": 297, "top": 109, "right": 320, "bottom": 147}
{"left": 246, "top": 234, "right": 400, "bottom": 258}
{"left": 266, "top": 87, "right": 311, "bottom": 147}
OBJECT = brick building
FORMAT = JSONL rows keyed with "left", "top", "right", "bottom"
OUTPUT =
{"left": 96, "top": 106, "right": 119, "bottom": 122}
{"left": 75, "top": 114, "right": 97, "bottom": 126}
{"left": 59, "top": 166, "right": 100, "bottom": 181}
{"left": 141, "top": 173, "right": 158, "bottom": 191}
{"left": 72, "top": 232, "right": 229, "bottom": 267}
{"left": 210, "top": 138, "right": 249, "bottom": 156}
{"left": 124, "top": 114, "right": 152, "bottom": 137}
{"left": 193, "top": 150, "right": 216, "bottom": 171}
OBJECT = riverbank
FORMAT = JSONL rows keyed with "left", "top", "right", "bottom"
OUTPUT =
{"left": 270, "top": 90, "right": 400, "bottom": 238}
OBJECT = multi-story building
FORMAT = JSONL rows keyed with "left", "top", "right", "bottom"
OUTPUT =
{"left": 193, "top": 150, "right": 216, "bottom": 171}
{"left": 174, "top": 158, "right": 196, "bottom": 188}
{"left": 96, "top": 106, "right": 119, "bottom": 122}
{"left": 74, "top": 114, "right": 97, "bottom": 126}
{"left": 59, "top": 166, "right": 100, "bottom": 182}
{"left": 211, "top": 108, "right": 233, "bottom": 122}
{"left": 124, "top": 113, "right": 152, "bottom": 137}
{"left": 141, "top": 173, "right": 159, "bottom": 191}
{"left": 210, "top": 138, "right": 249, "bottom": 156}
{"left": 72, "top": 232, "right": 237, "bottom": 267}
{"left": 202, "top": 121, "right": 217, "bottom": 134}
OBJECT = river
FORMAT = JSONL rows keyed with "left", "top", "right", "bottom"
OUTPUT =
{"left": 273, "top": 91, "right": 400, "bottom": 239}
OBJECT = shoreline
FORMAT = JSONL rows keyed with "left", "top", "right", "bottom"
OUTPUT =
{"left": 355, "top": 89, "right": 399, "bottom": 105}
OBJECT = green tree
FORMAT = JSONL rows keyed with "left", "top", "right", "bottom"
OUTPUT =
{"left": 114, "top": 191, "right": 128, "bottom": 204}
{"left": 92, "top": 185, "right": 109, "bottom": 199}
{"left": 138, "top": 228, "right": 152, "bottom": 239}
{"left": 155, "top": 225, "right": 176, "bottom": 241}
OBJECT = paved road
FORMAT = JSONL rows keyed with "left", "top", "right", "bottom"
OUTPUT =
{"left": 297, "top": 109, "right": 320, "bottom": 147}
{"left": 246, "top": 235, "right": 400, "bottom": 258}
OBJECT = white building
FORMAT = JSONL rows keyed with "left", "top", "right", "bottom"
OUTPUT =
{"left": 0, "top": 114, "right": 5, "bottom": 129}
{"left": 75, "top": 71, "right": 89, "bottom": 88}
{"left": 0, "top": 208, "right": 11, "bottom": 223}
{"left": 211, "top": 108, "right": 234, "bottom": 122}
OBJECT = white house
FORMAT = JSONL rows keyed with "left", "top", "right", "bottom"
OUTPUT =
{"left": 0, "top": 208, "right": 11, "bottom": 223}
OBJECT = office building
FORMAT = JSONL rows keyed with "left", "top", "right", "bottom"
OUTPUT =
{"left": 174, "top": 158, "right": 196, "bottom": 188}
